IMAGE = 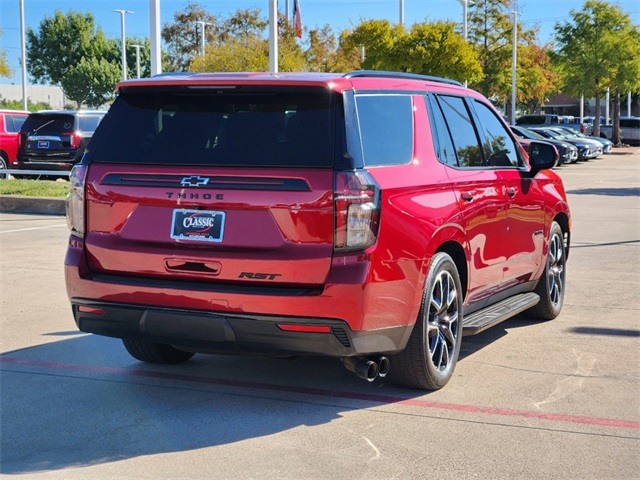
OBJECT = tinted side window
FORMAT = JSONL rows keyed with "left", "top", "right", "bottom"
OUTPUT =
{"left": 78, "top": 115, "right": 103, "bottom": 132}
{"left": 9, "top": 115, "right": 27, "bottom": 132}
{"left": 473, "top": 101, "right": 523, "bottom": 168}
{"left": 426, "top": 95, "right": 458, "bottom": 167}
{"left": 436, "top": 95, "right": 483, "bottom": 167}
{"left": 355, "top": 95, "right": 413, "bottom": 166}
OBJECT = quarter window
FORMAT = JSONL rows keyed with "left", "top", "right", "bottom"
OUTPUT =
{"left": 355, "top": 95, "right": 413, "bottom": 166}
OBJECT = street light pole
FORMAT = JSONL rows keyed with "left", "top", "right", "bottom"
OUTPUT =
{"left": 400, "top": 0, "right": 404, "bottom": 26}
{"left": 268, "top": 0, "right": 278, "bottom": 73}
{"left": 194, "top": 21, "right": 212, "bottom": 57}
{"left": 19, "top": 0, "right": 27, "bottom": 111}
{"left": 149, "top": 0, "right": 161, "bottom": 76}
{"left": 113, "top": 9, "right": 134, "bottom": 81}
{"left": 132, "top": 45, "right": 143, "bottom": 78}
{"left": 457, "top": 0, "right": 472, "bottom": 87}
{"left": 510, "top": 11, "right": 518, "bottom": 125}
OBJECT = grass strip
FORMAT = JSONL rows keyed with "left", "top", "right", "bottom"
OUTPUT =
{"left": 0, "top": 178, "right": 69, "bottom": 198}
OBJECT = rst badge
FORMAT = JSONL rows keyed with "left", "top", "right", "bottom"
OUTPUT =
{"left": 171, "top": 209, "right": 225, "bottom": 242}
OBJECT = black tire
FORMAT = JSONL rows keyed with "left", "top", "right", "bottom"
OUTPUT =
{"left": 122, "top": 338, "right": 195, "bottom": 364}
{"left": 525, "top": 221, "right": 566, "bottom": 320}
{"left": 0, "top": 153, "right": 8, "bottom": 170}
{"left": 389, "top": 252, "right": 463, "bottom": 390}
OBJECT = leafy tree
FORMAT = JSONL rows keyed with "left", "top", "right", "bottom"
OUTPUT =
{"left": 554, "top": 1, "right": 639, "bottom": 138}
{"left": 26, "top": 9, "right": 120, "bottom": 107}
{"left": 26, "top": 10, "right": 110, "bottom": 85}
{"left": 340, "top": 19, "right": 481, "bottom": 83}
{"left": 189, "top": 13, "right": 306, "bottom": 73}
{"left": 396, "top": 21, "right": 482, "bottom": 83}
{"left": 63, "top": 57, "right": 120, "bottom": 108}
{"left": 161, "top": 2, "right": 222, "bottom": 71}
{"left": 0, "top": 28, "right": 12, "bottom": 78}
{"left": 305, "top": 25, "right": 362, "bottom": 73}
{"left": 517, "top": 43, "right": 559, "bottom": 113}
{"left": 341, "top": 20, "right": 405, "bottom": 71}
{"left": 467, "top": 0, "right": 536, "bottom": 106}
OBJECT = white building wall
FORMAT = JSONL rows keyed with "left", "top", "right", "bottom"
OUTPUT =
{"left": 0, "top": 84, "right": 66, "bottom": 109}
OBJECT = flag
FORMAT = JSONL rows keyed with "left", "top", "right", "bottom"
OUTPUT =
{"left": 293, "top": 0, "right": 302, "bottom": 39}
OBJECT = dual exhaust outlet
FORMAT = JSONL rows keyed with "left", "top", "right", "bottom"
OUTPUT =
{"left": 342, "top": 356, "right": 390, "bottom": 382}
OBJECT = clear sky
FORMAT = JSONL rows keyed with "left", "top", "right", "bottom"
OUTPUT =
{"left": 1, "top": 0, "right": 638, "bottom": 85}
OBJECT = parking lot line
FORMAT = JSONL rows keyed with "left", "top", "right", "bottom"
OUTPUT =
{"left": 0, "top": 224, "right": 67, "bottom": 234}
{"left": 2, "top": 355, "right": 638, "bottom": 430}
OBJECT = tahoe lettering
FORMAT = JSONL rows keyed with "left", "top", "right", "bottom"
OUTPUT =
{"left": 239, "top": 272, "right": 282, "bottom": 280}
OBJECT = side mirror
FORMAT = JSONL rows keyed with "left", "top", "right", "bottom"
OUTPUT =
{"left": 528, "top": 141, "right": 558, "bottom": 172}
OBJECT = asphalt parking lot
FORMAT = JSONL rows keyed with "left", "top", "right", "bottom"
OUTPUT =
{"left": 1, "top": 149, "right": 639, "bottom": 479}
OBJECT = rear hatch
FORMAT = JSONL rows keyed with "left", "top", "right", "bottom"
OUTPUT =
{"left": 21, "top": 113, "right": 78, "bottom": 161}
{"left": 83, "top": 85, "right": 339, "bottom": 287}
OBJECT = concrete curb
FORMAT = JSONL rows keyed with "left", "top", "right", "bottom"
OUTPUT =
{"left": 0, "top": 195, "right": 66, "bottom": 215}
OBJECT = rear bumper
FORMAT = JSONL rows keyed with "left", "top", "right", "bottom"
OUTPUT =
{"left": 17, "top": 154, "right": 80, "bottom": 171}
{"left": 70, "top": 299, "right": 413, "bottom": 357}
{"left": 65, "top": 237, "right": 420, "bottom": 357}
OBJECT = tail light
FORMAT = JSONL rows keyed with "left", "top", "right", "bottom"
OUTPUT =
{"left": 580, "top": 125, "right": 585, "bottom": 133}
{"left": 64, "top": 132, "right": 82, "bottom": 149}
{"left": 18, "top": 132, "right": 26, "bottom": 150}
{"left": 334, "top": 171, "right": 381, "bottom": 252}
{"left": 66, "top": 164, "right": 87, "bottom": 238}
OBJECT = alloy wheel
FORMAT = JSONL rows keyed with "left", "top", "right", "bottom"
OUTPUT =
{"left": 427, "top": 271, "right": 460, "bottom": 373}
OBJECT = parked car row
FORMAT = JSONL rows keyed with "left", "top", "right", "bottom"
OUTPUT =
{"left": 511, "top": 125, "right": 613, "bottom": 164}
{"left": 0, "top": 109, "right": 106, "bottom": 172}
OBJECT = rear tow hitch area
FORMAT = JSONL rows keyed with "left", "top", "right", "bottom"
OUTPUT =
{"left": 341, "top": 356, "right": 390, "bottom": 382}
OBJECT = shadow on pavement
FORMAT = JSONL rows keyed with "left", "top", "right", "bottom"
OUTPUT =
{"left": 0, "top": 334, "right": 427, "bottom": 475}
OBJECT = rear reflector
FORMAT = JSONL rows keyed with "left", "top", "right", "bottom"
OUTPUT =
{"left": 77, "top": 306, "right": 106, "bottom": 315}
{"left": 277, "top": 324, "right": 331, "bottom": 333}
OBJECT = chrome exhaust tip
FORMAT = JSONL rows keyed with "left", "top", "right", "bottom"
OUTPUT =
{"left": 377, "top": 356, "right": 390, "bottom": 378}
{"left": 342, "top": 357, "right": 379, "bottom": 382}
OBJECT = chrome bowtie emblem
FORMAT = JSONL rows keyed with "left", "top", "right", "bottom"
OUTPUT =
{"left": 180, "top": 176, "right": 210, "bottom": 187}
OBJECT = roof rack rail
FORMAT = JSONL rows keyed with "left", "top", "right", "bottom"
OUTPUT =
{"left": 152, "top": 71, "right": 193, "bottom": 78}
{"left": 343, "top": 70, "right": 462, "bottom": 87}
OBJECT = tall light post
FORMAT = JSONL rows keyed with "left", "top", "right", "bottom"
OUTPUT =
{"left": 194, "top": 21, "right": 212, "bottom": 57}
{"left": 19, "top": 0, "right": 27, "bottom": 111}
{"left": 268, "top": 0, "right": 278, "bottom": 72}
{"left": 132, "top": 44, "right": 143, "bottom": 78}
{"left": 400, "top": 0, "right": 404, "bottom": 26}
{"left": 457, "top": 0, "right": 473, "bottom": 87}
{"left": 113, "top": 9, "right": 134, "bottom": 81}
{"left": 149, "top": 0, "right": 161, "bottom": 76}
{"left": 510, "top": 10, "right": 518, "bottom": 125}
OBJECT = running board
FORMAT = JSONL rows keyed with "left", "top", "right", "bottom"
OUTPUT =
{"left": 462, "top": 292, "right": 540, "bottom": 336}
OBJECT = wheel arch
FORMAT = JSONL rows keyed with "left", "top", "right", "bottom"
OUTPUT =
{"left": 434, "top": 240, "right": 468, "bottom": 302}
{"left": 553, "top": 211, "right": 571, "bottom": 260}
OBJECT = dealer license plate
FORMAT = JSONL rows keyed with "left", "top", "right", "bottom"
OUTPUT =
{"left": 170, "top": 209, "right": 225, "bottom": 243}
{"left": 38, "top": 141, "right": 50, "bottom": 149}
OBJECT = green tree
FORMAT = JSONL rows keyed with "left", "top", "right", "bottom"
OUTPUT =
{"left": 161, "top": 2, "right": 222, "bottom": 71}
{"left": 26, "top": 9, "right": 119, "bottom": 107}
{"left": 553, "top": 1, "right": 639, "bottom": 138}
{"left": 0, "top": 28, "right": 12, "bottom": 78}
{"left": 517, "top": 43, "right": 559, "bottom": 113}
{"left": 396, "top": 21, "right": 482, "bottom": 83}
{"left": 340, "top": 19, "right": 481, "bottom": 83}
{"left": 467, "top": 0, "right": 536, "bottom": 107}
{"left": 63, "top": 57, "right": 120, "bottom": 108}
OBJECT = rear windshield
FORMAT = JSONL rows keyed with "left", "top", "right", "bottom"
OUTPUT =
{"left": 90, "top": 87, "right": 336, "bottom": 167}
{"left": 21, "top": 114, "right": 75, "bottom": 135}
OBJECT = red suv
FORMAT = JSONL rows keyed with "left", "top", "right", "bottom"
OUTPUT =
{"left": 65, "top": 71, "right": 570, "bottom": 390}
{"left": 0, "top": 109, "right": 29, "bottom": 169}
